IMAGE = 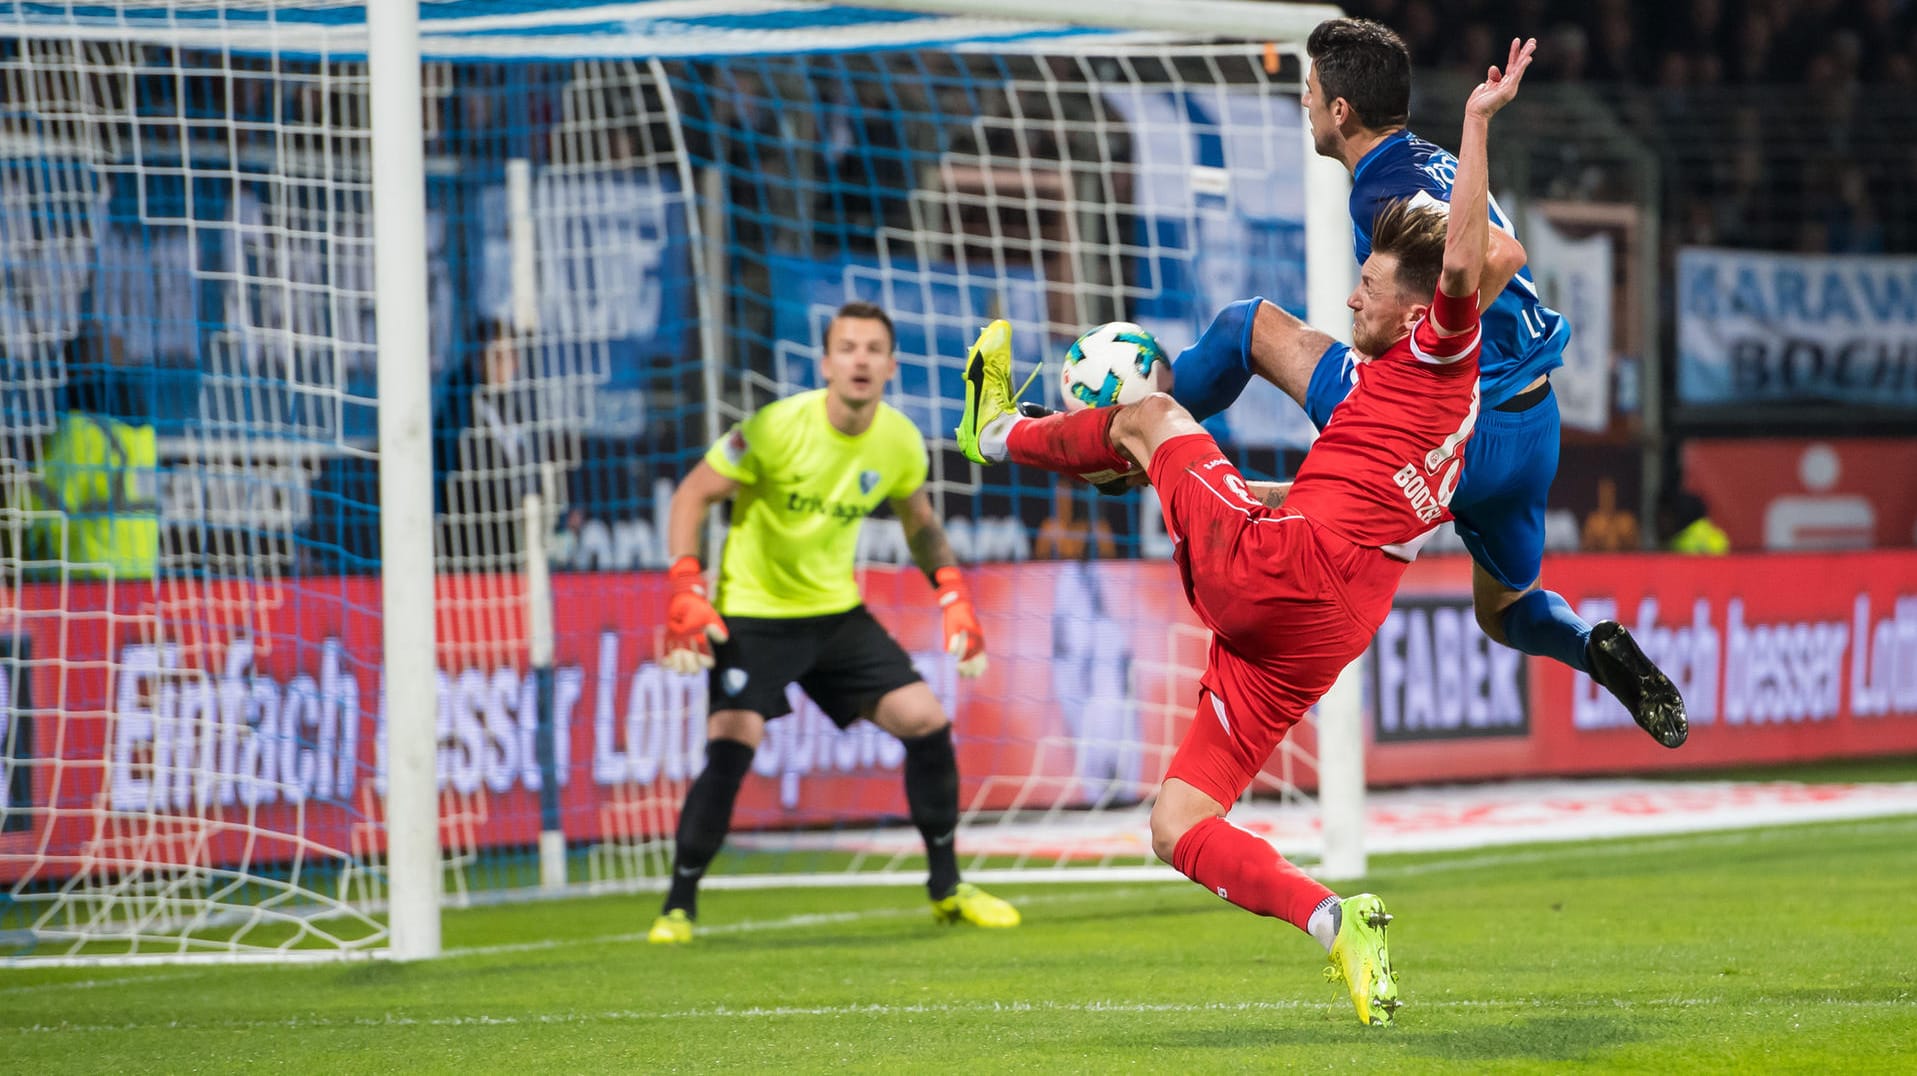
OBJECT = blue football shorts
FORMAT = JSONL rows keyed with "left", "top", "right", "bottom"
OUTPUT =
{"left": 1303, "top": 341, "right": 1559, "bottom": 592}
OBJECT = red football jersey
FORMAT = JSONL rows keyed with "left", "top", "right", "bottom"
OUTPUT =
{"left": 1285, "top": 298, "right": 1482, "bottom": 556}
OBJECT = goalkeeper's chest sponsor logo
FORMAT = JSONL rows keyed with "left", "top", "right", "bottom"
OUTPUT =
{"left": 784, "top": 487, "right": 881, "bottom": 524}
{"left": 1371, "top": 597, "right": 1529, "bottom": 742}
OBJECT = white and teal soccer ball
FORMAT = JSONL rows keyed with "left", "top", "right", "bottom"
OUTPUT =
{"left": 1059, "top": 322, "right": 1172, "bottom": 411}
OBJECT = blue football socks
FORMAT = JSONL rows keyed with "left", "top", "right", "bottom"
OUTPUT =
{"left": 1500, "top": 587, "right": 1593, "bottom": 674}
{"left": 1168, "top": 296, "right": 1262, "bottom": 423}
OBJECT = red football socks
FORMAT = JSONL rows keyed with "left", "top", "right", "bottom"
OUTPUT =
{"left": 1171, "top": 815, "right": 1334, "bottom": 933}
{"left": 1004, "top": 407, "right": 1133, "bottom": 476}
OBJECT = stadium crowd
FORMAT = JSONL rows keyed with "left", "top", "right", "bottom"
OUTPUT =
{"left": 1340, "top": 0, "right": 1917, "bottom": 87}
{"left": 1338, "top": 0, "right": 1917, "bottom": 254}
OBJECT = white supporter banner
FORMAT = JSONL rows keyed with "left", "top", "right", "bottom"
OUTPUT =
{"left": 1103, "top": 86, "right": 1319, "bottom": 451}
{"left": 0, "top": 156, "right": 105, "bottom": 370}
{"left": 1677, "top": 247, "right": 1917, "bottom": 408}
{"left": 1524, "top": 209, "right": 1613, "bottom": 432}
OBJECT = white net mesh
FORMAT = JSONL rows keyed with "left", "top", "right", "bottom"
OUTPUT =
{"left": 574, "top": 40, "right": 1337, "bottom": 891}
{"left": 2, "top": 3, "right": 1351, "bottom": 961}
{"left": 3, "top": 27, "right": 386, "bottom": 960}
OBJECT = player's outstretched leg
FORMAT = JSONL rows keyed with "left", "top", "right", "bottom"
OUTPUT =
{"left": 956, "top": 319, "right": 1023, "bottom": 464}
{"left": 1327, "top": 894, "right": 1402, "bottom": 1028}
{"left": 1494, "top": 581, "right": 1688, "bottom": 749}
{"left": 1009, "top": 398, "right": 1133, "bottom": 496}
{"left": 957, "top": 320, "right": 1135, "bottom": 480}
{"left": 1155, "top": 775, "right": 1399, "bottom": 1027}
{"left": 1586, "top": 619, "right": 1689, "bottom": 748}
{"left": 1167, "top": 296, "right": 1261, "bottom": 422}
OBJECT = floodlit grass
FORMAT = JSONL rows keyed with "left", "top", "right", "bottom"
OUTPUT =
{"left": 1654, "top": 752, "right": 1917, "bottom": 785}
{"left": 6, "top": 814, "right": 1915, "bottom": 1072}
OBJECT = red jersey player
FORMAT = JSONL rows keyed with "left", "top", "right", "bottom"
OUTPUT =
{"left": 956, "top": 38, "right": 1538, "bottom": 1027}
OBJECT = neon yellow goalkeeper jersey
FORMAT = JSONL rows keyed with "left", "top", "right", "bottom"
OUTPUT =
{"left": 703, "top": 389, "right": 929, "bottom": 618}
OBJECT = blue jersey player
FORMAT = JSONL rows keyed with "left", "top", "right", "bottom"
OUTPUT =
{"left": 1169, "top": 19, "right": 1686, "bottom": 749}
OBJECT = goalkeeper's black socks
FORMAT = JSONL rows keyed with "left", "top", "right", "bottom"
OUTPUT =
{"left": 662, "top": 738, "right": 756, "bottom": 919}
{"left": 901, "top": 724, "right": 962, "bottom": 900}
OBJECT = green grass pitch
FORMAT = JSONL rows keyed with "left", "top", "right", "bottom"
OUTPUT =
{"left": 6, "top": 813, "right": 1914, "bottom": 1073}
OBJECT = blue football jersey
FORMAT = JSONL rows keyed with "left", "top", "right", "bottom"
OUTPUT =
{"left": 1349, "top": 131, "right": 1568, "bottom": 407}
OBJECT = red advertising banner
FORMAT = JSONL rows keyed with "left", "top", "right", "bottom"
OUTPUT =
{"left": 1683, "top": 439, "right": 1917, "bottom": 550}
{"left": 5, "top": 551, "right": 1916, "bottom": 884}
{"left": 1381, "top": 551, "right": 1917, "bottom": 783}
{"left": 0, "top": 563, "right": 1215, "bottom": 884}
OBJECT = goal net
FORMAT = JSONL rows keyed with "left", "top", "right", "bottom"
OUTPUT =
{"left": 0, "top": 1, "right": 1356, "bottom": 963}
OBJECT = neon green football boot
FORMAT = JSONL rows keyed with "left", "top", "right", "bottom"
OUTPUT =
{"left": 931, "top": 882, "right": 1021, "bottom": 928}
{"left": 647, "top": 908, "right": 693, "bottom": 945}
{"left": 1326, "top": 893, "right": 1401, "bottom": 1027}
{"left": 955, "top": 320, "right": 1019, "bottom": 465}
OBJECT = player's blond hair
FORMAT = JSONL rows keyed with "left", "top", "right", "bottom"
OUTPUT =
{"left": 1369, "top": 198, "right": 1447, "bottom": 299}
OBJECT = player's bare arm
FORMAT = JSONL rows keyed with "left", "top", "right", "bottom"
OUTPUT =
{"left": 1247, "top": 480, "right": 1293, "bottom": 509}
{"left": 667, "top": 459, "right": 741, "bottom": 562}
{"left": 661, "top": 460, "right": 739, "bottom": 674}
{"left": 893, "top": 486, "right": 958, "bottom": 579}
{"left": 1440, "top": 37, "right": 1535, "bottom": 327}
{"left": 1480, "top": 228, "right": 1528, "bottom": 310}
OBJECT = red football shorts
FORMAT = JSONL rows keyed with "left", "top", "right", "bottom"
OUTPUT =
{"left": 1149, "top": 433, "right": 1407, "bottom": 807}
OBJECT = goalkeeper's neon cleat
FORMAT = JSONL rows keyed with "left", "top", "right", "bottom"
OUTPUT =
{"left": 1587, "top": 619, "right": 1689, "bottom": 749}
{"left": 956, "top": 320, "right": 1020, "bottom": 465}
{"left": 647, "top": 908, "right": 693, "bottom": 945}
{"left": 931, "top": 882, "right": 1021, "bottom": 928}
{"left": 1326, "top": 893, "right": 1401, "bottom": 1027}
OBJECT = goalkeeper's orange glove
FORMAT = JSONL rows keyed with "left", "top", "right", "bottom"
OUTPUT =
{"left": 935, "top": 566, "right": 988, "bottom": 678}
{"left": 663, "top": 556, "right": 729, "bottom": 674}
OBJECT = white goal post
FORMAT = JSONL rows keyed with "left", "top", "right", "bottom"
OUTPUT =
{"left": 367, "top": 0, "right": 442, "bottom": 963}
{"left": 0, "top": 0, "right": 1361, "bottom": 965}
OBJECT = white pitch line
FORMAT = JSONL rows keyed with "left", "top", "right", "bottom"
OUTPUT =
{"left": 12, "top": 817, "right": 1912, "bottom": 986}
{"left": 1367, "top": 814, "right": 1917, "bottom": 880}
{"left": 11, "top": 995, "right": 1914, "bottom": 1036}
{"left": 443, "top": 883, "right": 1189, "bottom": 960}
{"left": 0, "top": 971, "right": 211, "bottom": 999}
{"left": 0, "top": 886, "right": 1187, "bottom": 988}
{"left": 453, "top": 816, "right": 1917, "bottom": 961}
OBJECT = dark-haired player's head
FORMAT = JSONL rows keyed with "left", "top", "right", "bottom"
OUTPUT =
{"left": 821, "top": 300, "right": 898, "bottom": 408}
{"left": 1303, "top": 18, "right": 1412, "bottom": 160}
{"left": 1348, "top": 199, "right": 1447, "bottom": 356}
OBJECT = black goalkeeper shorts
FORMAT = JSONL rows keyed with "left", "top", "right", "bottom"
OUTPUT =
{"left": 707, "top": 605, "right": 923, "bottom": 726}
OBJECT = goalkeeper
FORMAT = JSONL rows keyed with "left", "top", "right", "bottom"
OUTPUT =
{"left": 647, "top": 301, "right": 1019, "bottom": 944}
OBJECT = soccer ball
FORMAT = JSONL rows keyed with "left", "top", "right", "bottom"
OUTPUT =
{"left": 1060, "top": 322, "right": 1172, "bottom": 411}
